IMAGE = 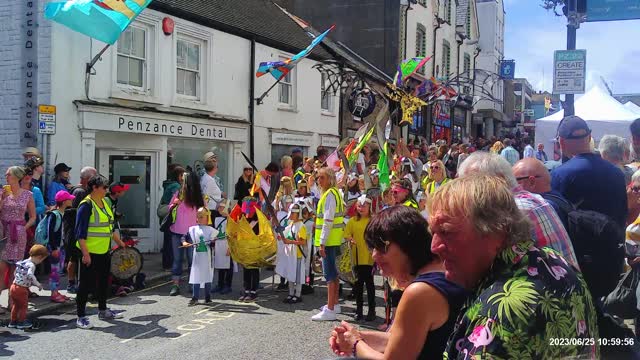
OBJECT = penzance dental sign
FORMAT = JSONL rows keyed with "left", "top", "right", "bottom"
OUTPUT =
{"left": 81, "top": 113, "right": 248, "bottom": 143}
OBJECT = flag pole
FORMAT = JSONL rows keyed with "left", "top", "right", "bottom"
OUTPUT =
{"left": 84, "top": 44, "right": 111, "bottom": 100}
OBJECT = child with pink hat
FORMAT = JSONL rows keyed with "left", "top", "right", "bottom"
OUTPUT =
{"left": 47, "top": 190, "right": 75, "bottom": 303}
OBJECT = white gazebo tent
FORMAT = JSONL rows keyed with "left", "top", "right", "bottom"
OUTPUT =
{"left": 535, "top": 86, "right": 640, "bottom": 161}
{"left": 625, "top": 101, "right": 640, "bottom": 115}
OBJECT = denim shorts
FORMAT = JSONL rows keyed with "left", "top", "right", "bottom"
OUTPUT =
{"left": 322, "top": 245, "right": 341, "bottom": 282}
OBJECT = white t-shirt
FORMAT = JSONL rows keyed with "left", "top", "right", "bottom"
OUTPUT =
{"left": 201, "top": 173, "right": 222, "bottom": 210}
{"left": 523, "top": 145, "right": 535, "bottom": 159}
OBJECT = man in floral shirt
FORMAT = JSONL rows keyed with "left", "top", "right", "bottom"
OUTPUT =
{"left": 429, "top": 175, "right": 599, "bottom": 359}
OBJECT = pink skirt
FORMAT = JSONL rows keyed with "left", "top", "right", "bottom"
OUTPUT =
{"left": 1, "top": 221, "right": 27, "bottom": 262}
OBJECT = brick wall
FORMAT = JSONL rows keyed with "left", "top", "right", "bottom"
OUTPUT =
{"left": 0, "top": 1, "right": 22, "bottom": 171}
{"left": 0, "top": 0, "right": 51, "bottom": 174}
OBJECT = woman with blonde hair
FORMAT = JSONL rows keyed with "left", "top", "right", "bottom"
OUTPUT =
{"left": 275, "top": 176, "right": 295, "bottom": 214}
{"left": 490, "top": 141, "right": 505, "bottom": 154}
{"left": 311, "top": 167, "right": 345, "bottom": 321}
{"left": 0, "top": 166, "right": 36, "bottom": 314}
{"left": 425, "top": 160, "right": 450, "bottom": 195}
{"left": 281, "top": 155, "right": 293, "bottom": 178}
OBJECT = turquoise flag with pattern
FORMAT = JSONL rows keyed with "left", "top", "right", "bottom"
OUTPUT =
{"left": 45, "top": 0, "right": 152, "bottom": 45}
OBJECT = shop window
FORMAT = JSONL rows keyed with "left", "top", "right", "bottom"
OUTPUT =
{"left": 176, "top": 37, "right": 201, "bottom": 99}
{"left": 117, "top": 26, "right": 146, "bottom": 88}
{"left": 167, "top": 139, "right": 229, "bottom": 194}
{"left": 271, "top": 144, "right": 308, "bottom": 165}
{"left": 453, "top": 125, "right": 463, "bottom": 142}
{"left": 279, "top": 57, "right": 295, "bottom": 106}
{"left": 321, "top": 73, "right": 333, "bottom": 112}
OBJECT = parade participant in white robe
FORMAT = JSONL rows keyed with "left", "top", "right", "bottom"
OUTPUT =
{"left": 183, "top": 208, "right": 218, "bottom": 306}
{"left": 276, "top": 202, "right": 308, "bottom": 303}
{"left": 212, "top": 200, "right": 236, "bottom": 295}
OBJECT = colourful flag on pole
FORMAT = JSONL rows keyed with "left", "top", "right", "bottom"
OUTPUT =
{"left": 256, "top": 25, "right": 335, "bottom": 81}
{"left": 45, "top": 0, "right": 152, "bottom": 45}
{"left": 325, "top": 150, "right": 343, "bottom": 172}
{"left": 347, "top": 126, "right": 375, "bottom": 165}
{"left": 377, "top": 142, "right": 390, "bottom": 191}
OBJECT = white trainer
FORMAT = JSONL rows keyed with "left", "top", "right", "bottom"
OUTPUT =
{"left": 311, "top": 306, "right": 337, "bottom": 321}
{"left": 319, "top": 304, "right": 341, "bottom": 314}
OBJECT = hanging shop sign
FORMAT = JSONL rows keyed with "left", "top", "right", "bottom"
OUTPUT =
{"left": 347, "top": 88, "right": 376, "bottom": 119}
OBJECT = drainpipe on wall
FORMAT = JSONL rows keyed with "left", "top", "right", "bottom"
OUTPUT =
{"left": 403, "top": 3, "right": 411, "bottom": 59}
{"left": 431, "top": 20, "right": 442, "bottom": 77}
{"left": 428, "top": 17, "right": 443, "bottom": 143}
{"left": 471, "top": 47, "right": 481, "bottom": 136}
{"left": 249, "top": 39, "right": 256, "bottom": 162}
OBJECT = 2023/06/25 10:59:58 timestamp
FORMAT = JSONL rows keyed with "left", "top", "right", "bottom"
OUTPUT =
{"left": 549, "top": 338, "right": 635, "bottom": 346}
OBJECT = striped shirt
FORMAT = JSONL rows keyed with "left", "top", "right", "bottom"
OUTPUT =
{"left": 500, "top": 146, "right": 520, "bottom": 166}
{"left": 513, "top": 186, "right": 579, "bottom": 270}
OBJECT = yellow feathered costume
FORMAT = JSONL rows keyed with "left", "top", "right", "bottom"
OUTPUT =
{"left": 226, "top": 209, "right": 277, "bottom": 268}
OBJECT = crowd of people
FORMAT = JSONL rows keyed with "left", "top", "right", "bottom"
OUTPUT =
{"left": 0, "top": 147, "right": 130, "bottom": 329}
{"left": 4, "top": 113, "right": 640, "bottom": 358}
{"left": 150, "top": 113, "right": 639, "bottom": 358}
{"left": 323, "top": 115, "right": 640, "bottom": 359}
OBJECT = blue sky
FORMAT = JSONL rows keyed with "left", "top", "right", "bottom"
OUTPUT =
{"left": 504, "top": 0, "right": 640, "bottom": 94}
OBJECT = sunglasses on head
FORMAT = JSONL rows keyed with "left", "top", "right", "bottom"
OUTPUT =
{"left": 368, "top": 236, "right": 390, "bottom": 253}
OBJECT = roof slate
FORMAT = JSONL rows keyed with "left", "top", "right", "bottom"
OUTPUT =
{"left": 149, "top": 0, "right": 332, "bottom": 59}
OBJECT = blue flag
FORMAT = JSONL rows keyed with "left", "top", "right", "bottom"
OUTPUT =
{"left": 45, "top": 0, "right": 152, "bottom": 45}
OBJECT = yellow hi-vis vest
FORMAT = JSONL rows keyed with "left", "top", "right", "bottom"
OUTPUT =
{"left": 76, "top": 196, "right": 114, "bottom": 255}
{"left": 428, "top": 178, "right": 450, "bottom": 195}
{"left": 403, "top": 199, "right": 419, "bottom": 209}
{"left": 293, "top": 168, "right": 306, "bottom": 185}
{"left": 314, "top": 187, "right": 345, "bottom": 247}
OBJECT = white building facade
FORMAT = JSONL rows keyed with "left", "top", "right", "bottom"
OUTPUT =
{"left": 1, "top": 3, "right": 338, "bottom": 252}
{"left": 473, "top": 0, "right": 506, "bottom": 138}
{"left": 402, "top": 0, "right": 479, "bottom": 143}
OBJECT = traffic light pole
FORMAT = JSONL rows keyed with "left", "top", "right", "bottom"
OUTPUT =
{"left": 564, "top": 0, "right": 578, "bottom": 116}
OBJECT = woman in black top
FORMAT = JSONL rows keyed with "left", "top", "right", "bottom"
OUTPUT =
{"left": 329, "top": 206, "right": 467, "bottom": 359}
{"left": 234, "top": 166, "right": 253, "bottom": 201}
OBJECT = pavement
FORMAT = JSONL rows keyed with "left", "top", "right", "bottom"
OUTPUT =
{"left": 0, "top": 264, "right": 386, "bottom": 360}
{"left": 0, "top": 253, "right": 171, "bottom": 320}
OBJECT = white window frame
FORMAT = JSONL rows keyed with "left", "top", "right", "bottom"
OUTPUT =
{"left": 172, "top": 23, "right": 212, "bottom": 108}
{"left": 116, "top": 25, "right": 147, "bottom": 89}
{"left": 111, "top": 14, "right": 160, "bottom": 102}
{"left": 320, "top": 73, "right": 334, "bottom": 114}
{"left": 175, "top": 36, "right": 202, "bottom": 100}
{"left": 277, "top": 55, "right": 296, "bottom": 110}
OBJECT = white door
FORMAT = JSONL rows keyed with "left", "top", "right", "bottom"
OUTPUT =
{"left": 98, "top": 150, "right": 159, "bottom": 253}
